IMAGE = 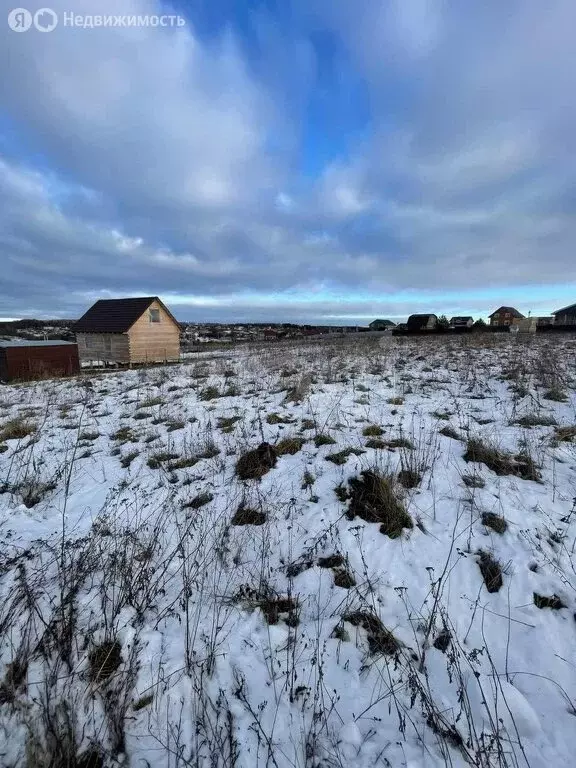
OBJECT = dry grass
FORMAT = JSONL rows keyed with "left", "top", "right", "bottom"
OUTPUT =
{"left": 231, "top": 505, "right": 266, "bottom": 525}
{"left": 463, "top": 438, "right": 541, "bottom": 481}
{"left": 266, "top": 413, "right": 294, "bottom": 425}
{"left": 477, "top": 551, "right": 503, "bottom": 593}
{"left": 343, "top": 611, "right": 400, "bottom": 655}
{"left": 365, "top": 437, "right": 387, "bottom": 449}
{"left": 439, "top": 425, "right": 461, "bottom": 440}
{"left": 0, "top": 417, "right": 37, "bottom": 441}
{"left": 236, "top": 443, "right": 277, "bottom": 480}
{"left": 325, "top": 447, "right": 365, "bottom": 465}
{"left": 481, "top": 512, "right": 507, "bottom": 534}
{"left": 275, "top": 436, "right": 305, "bottom": 456}
{"left": 362, "top": 424, "right": 384, "bottom": 437}
{"left": 147, "top": 451, "right": 179, "bottom": 469}
{"left": 183, "top": 492, "right": 214, "bottom": 510}
{"left": 346, "top": 470, "right": 413, "bottom": 538}
{"left": 314, "top": 433, "right": 336, "bottom": 447}
{"left": 533, "top": 593, "right": 565, "bottom": 610}
{"left": 553, "top": 425, "right": 576, "bottom": 443}
{"left": 462, "top": 473, "right": 485, "bottom": 488}
{"left": 514, "top": 413, "right": 557, "bottom": 427}
{"left": 317, "top": 554, "right": 345, "bottom": 569}
{"left": 88, "top": 641, "right": 122, "bottom": 683}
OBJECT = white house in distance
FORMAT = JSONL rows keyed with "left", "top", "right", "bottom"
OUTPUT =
{"left": 449, "top": 316, "right": 473, "bottom": 329}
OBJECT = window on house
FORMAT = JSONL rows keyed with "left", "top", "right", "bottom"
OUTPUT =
{"left": 104, "top": 336, "right": 112, "bottom": 352}
{"left": 85, "top": 335, "right": 94, "bottom": 349}
{"left": 149, "top": 309, "right": 161, "bottom": 323}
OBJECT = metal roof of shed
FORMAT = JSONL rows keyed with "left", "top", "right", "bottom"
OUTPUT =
{"left": 0, "top": 340, "right": 77, "bottom": 348}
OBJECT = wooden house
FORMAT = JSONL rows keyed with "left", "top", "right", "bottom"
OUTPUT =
{"left": 488, "top": 306, "right": 524, "bottom": 327}
{"left": 0, "top": 340, "right": 79, "bottom": 382}
{"left": 75, "top": 297, "right": 180, "bottom": 365}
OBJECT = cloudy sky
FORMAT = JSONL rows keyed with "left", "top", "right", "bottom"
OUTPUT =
{"left": 1, "top": 0, "right": 575, "bottom": 323}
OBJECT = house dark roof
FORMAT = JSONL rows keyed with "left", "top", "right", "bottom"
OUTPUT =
{"left": 407, "top": 313, "right": 437, "bottom": 328}
{"left": 369, "top": 318, "right": 396, "bottom": 327}
{"left": 488, "top": 306, "right": 524, "bottom": 319}
{"left": 74, "top": 297, "right": 179, "bottom": 333}
{"left": 450, "top": 316, "right": 473, "bottom": 323}
{"left": 552, "top": 303, "right": 576, "bottom": 316}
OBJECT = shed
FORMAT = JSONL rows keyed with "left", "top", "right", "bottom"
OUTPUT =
{"left": 74, "top": 297, "right": 180, "bottom": 365}
{"left": 0, "top": 340, "right": 80, "bottom": 382}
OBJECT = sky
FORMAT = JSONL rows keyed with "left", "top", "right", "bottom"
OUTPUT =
{"left": 1, "top": 0, "right": 575, "bottom": 324}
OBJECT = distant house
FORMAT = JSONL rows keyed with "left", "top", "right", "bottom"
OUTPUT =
{"left": 449, "top": 316, "right": 473, "bottom": 329}
{"left": 75, "top": 297, "right": 180, "bottom": 365}
{"left": 0, "top": 340, "right": 79, "bottom": 382}
{"left": 407, "top": 314, "right": 437, "bottom": 331}
{"left": 552, "top": 303, "right": 576, "bottom": 326}
{"left": 488, "top": 306, "right": 525, "bottom": 327}
{"left": 535, "top": 316, "right": 554, "bottom": 327}
{"left": 369, "top": 319, "right": 396, "bottom": 331}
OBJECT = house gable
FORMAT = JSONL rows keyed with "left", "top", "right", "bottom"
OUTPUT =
{"left": 127, "top": 299, "right": 180, "bottom": 363}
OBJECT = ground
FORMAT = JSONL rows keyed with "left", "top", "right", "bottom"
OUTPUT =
{"left": 0, "top": 333, "right": 575, "bottom": 768}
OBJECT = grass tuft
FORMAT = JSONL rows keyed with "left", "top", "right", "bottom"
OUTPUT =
{"left": 343, "top": 611, "right": 399, "bottom": 655}
{"left": 347, "top": 470, "right": 413, "bottom": 538}
{"left": 183, "top": 492, "right": 214, "bottom": 510}
{"left": 464, "top": 438, "right": 541, "bottom": 481}
{"left": 362, "top": 425, "right": 384, "bottom": 437}
{"left": 314, "top": 433, "right": 336, "bottom": 447}
{"left": 0, "top": 418, "right": 37, "bottom": 441}
{"left": 477, "top": 551, "right": 503, "bottom": 593}
{"left": 236, "top": 443, "right": 277, "bottom": 480}
{"left": 88, "top": 640, "right": 122, "bottom": 683}
{"left": 275, "top": 437, "right": 305, "bottom": 456}
{"left": 533, "top": 593, "right": 565, "bottom": 610}
{"left": 325, "top": 447, "right": 365, "bottom": 465}
{"left": 231, "top": 505, "right": 266, "bottom": 525}
{"left": 481, "top": 512, "right": 507, "bottom": 533}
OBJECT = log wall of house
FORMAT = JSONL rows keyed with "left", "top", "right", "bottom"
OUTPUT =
{"left": 127, "top": 300, "right": 180, "bottom": 363}
{"left": 76, "top": 332, "right": 130, "bottom": 363}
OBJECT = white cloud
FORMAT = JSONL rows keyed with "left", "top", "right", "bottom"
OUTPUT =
{"left": 0, "top": 0, "right": 276, "bottom": 210}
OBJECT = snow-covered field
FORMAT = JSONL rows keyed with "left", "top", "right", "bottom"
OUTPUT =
{"left": 1, "top": 333, "right": 575, "bottom": 768}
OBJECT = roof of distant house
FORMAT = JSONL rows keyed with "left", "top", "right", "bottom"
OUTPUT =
{"left": 552, "top": 303, "right": 576, "bottom": 315}
{"left": 74, "top": 297, "right": 179, "bottom": 333}
{"left": 370, "top": 318, "right": 396, "bottom": 326}
{"left": 488, "top": 306, "right": 524, "bottom": 318}
{"left": 450, "top": 316, "right": 473, "bottom": 323}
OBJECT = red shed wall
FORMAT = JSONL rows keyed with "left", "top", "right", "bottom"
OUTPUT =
{"left": 2, "top": 345, "right": 80, "bottom": 381}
